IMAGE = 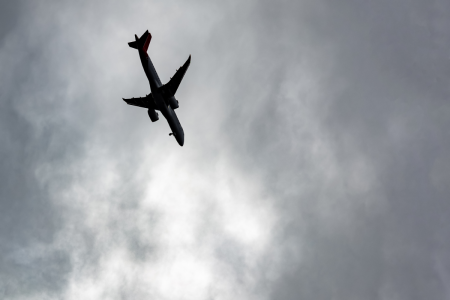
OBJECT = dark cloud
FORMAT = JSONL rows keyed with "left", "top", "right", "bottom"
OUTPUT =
{"left": 0, "top": 3, "right": 84, "bottom": 297}
{"left": 211, "top": 0, "right": 450, "bottom": 299}
{"left": 1, "top": 0, "right": 450, "bottom": 299}
{"left": 0, "top": 1, "right": 22, "bottom": 45}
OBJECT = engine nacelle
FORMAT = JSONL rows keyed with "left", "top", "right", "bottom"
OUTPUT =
{"left": 169, "top": 97, "right": 179, "bottom": 110}
{"left": 148, "top": 109, "right": 159, "bottom": 122}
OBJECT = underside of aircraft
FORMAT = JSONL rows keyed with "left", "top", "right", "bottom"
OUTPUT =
{"left": 122, "top": 30, "right": 191, "bottom": 146}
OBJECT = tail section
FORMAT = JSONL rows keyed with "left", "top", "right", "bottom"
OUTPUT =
{"left": 128, "top": 30, "right": 152, "bottom": 52}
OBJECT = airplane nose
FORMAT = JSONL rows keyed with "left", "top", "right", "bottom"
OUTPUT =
{"left": 177, "top": 132, "right": 184, "bottom": 146}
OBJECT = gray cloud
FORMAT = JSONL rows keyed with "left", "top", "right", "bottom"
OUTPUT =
{"left": 213, "top": 0, "right": 450, "bottom": 299}
{"left": 1, "top": 0, "right": 450, "bottom": 299}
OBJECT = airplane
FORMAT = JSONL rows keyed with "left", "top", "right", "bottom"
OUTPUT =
{"left": 122, "top": 30, "right": 191, "bottom": 146}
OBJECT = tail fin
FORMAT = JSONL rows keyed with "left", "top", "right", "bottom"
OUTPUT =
{"left": 128, "top": 30, "right": 152, "bottom": 52}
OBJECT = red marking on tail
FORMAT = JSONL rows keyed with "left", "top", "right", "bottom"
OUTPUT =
{"left": 143, "top": 33, "right": 152, "bottom": 52}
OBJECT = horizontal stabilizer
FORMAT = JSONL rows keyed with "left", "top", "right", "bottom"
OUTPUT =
{"left": 128, "top": 40, "right": 139, "bottom": 49}
{"left": 164, "top": 55, "right": 191, "bottom": 96}
{"left": 128, "top": 30, "right": 152, "bottom": 52}
{"left": 122, "top": 93, "right": 157, "bottom": 110}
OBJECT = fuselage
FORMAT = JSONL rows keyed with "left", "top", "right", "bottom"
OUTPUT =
{"left": 138, "top": 49, "right": 184, "bottom": 146}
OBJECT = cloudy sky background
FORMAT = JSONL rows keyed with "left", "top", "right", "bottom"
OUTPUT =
{"left": 1, "top": 0, "right": 450, "bottom": 299}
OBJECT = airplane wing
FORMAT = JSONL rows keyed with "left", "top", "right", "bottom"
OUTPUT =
{"left": 164, "top": 55, "right": 191, "bottom": 96}
{"left": 122, "top": 94, "right": 158, "bottom": 110}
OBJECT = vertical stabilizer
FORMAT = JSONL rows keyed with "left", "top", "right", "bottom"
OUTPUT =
{"left": 128, "top": 30, "right": 152, "bottom": 51}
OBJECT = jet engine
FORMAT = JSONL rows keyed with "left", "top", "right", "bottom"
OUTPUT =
{"left": 148, "top": 109, "right": 159, "bottom": 122}
{"left": 169, "top": 97, "right": 179, "bottom": 109}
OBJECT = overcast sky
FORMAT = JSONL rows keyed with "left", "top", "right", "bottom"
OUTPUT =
{"left": 1, "top": 0, "right": 450, "bottom": 299}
